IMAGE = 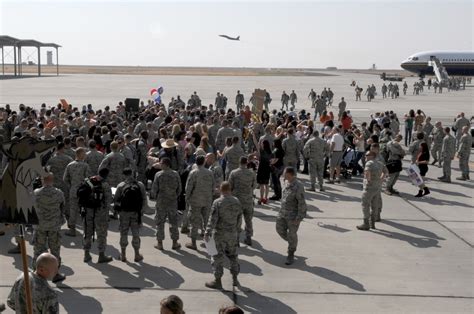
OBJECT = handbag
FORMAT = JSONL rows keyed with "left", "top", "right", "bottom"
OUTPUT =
{"left": 386, "top": 159, "right": 402, "bottom": 174}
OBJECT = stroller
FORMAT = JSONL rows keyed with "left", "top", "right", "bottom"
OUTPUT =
{"left": 340, "top": 147, "right": 357, "bottom": 179}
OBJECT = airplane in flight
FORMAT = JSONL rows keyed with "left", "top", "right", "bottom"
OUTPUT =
{"left": 401, "top": 51, "right": 474, "bottom": 77}
{"left": 219, "top": 35, "right": 240, "bottom": 41}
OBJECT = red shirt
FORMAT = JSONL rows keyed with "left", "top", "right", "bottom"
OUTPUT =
{"left": 341, "top": 116, "right": 353, "bottom": 130}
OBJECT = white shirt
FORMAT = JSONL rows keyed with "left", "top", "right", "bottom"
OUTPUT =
{"left": 330, "top": 133, "right": 344, "bottom": 151}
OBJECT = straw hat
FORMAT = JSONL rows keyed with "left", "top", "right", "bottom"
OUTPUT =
{"left": 162, "top": 139, "right": 178, "bottom": 148}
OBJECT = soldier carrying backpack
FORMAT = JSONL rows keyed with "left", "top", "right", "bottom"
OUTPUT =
{"left": 113, "top": 168, "right": 147, "bottom": 262}
{"left": 77, "top": 168, "right": 114, "bottom": 264}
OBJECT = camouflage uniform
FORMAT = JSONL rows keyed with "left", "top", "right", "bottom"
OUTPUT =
{"left": 186, "top": 166, "right": 215, "bottom": 239}
{"left": 205, "top": 194, "right": 242, "bottom": 279}
{"left": 63, "top": 160, "right": 91, "bottom": 228}
{"left": 457, "top": 133, "right": 472, "bottom": 179}
{"left": 441, "top": 134, "right": 456, "bottom": 180}
{"left": 33, "top": 186, "right": 65, "bottom": 264}
{"left": 430, "top": 126, "right": 444, "bottom": 165}
{"left": 63, "top": 147, "right": 76, "bottom": 160}
{"left": 228, "top": 166, "right": 256, "bottom": 238}
{"left": 120, "top": 145, "right": 135, "bottom": 172}
{"left": 361, "top": 159, "right": 384, "bottom": 220}
{"left": 454, "top": 116, "right": 470, "bottom": 148}
{"left": 385, "top": 140, "right": 405, "bottom": 192}
{"left": 46, "top": 153, "right": 73, "bottom": 219}
{"left": 99, "top": 151, "right": 127, "bottom": 187}
{"left": 115, "top": 178, "right": 147, "bottom": 250}
{"left": 207, "top": 123, "right": 220, "bottom": 151}
{"left": 223, "top": 144, "right": 245, "bottom": 179}
{"left": 7, "top": 272, "right": 59, "bottom": 314}
{"left": 303, "top": 136, "right": 329, "bottom": 189}
{"left": 208, "top": 161, "right": 224, "bottom": 199}
{"left": 276, "top": 179, "right": 307, "bottom": 254}
{"left": 282, "top": 134, "right": 299, "bottom": 168}
{"left": 83, "top": 179, "right": 113, "bottom": 254}
{"left": 151, "top": 168, "right": 182, "bottom": 241}
{"left": 85, "top": 149, "right": 104, "bottom": 175}
{"left": 215, "top": 126, "right": 235, "bottom": 153}
{"left": 136, "top": 139, "right": 148, "bottom": 186}
{"left": 422, "top": 122, "right": 434, "bottom": 148}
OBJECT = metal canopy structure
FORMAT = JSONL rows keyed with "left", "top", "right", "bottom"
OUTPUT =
{"left": 0, "top": 35, "right": 61, "bottom": 77}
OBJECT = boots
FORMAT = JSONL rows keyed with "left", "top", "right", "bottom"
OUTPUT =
{"left": 423, "top": 187, "right": 430, "bottom": 196}
{"left": 308, "top": 186, "right": 316, "bottom": 192}
{"left": 232, "top": 274, "right": 240, "bottom": 287}
{"left": 120, "top": 248, "right": 127, "bottom": 262}
{"left": 52, "top": 273, "right": 66, "bottom": 283}
{"left": 172, "top": 240, "right": 181, "bottom": 250}
{"left": 205, "top": 277, "right": 222, "bottom": 289}
{"left": 97, "top": 252, "right": 112, "bottom": 264}
{"left": 414, "top": 189, "right": 424, "bottom": 197}
{"left": 244, "top": 236, "right": 252, "bottom": 246}
{"left": 370, "top": 214, "right": 376, "bottom": 229}
{"left": 8, "top": 244, "right": 21, "bottom": 254}
{"left": 374, "top": 211, "right": 381, "bottom": 222}
{"left": 65, "top": 228, "right": 76, "bottom": 237}
{"left": 83, "top": 250, "right": 92, "bottom": 263}
{"left": 319, "top": 184, "right": 324, "bottom": 192}
{"left": 285, "top": 251, "right": 295, "bottom": 265}
{"left": 154, "top": 240, "right": 164, "bottom": 250}
{"left": 134, "top": 249, "right": 143, "bottom": 262}
{"left": 185, "top": 238, "right": 197, "bottom": 250}
{"left": 357, "top": 219, "right": 370, "bottom": 231}
{"left": 180, "top": 226, "right": 189, "bottom": 234}
{"left": 431, "top": 159, "right": 437, "bottom": 165}
{"left": 456, "top": 175, "right": 467, "bottom": 181}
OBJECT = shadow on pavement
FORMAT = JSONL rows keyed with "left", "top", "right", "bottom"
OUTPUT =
{"left": 128, "top": 262, "right": 184, "bottom": 289}
{"left": 241, "top": 241, "right": 366, "bottom": 292}
{"left": 317, "top": 222, "right": 351, "bottom": 233}
{"left": 237, "top": 286, "right": 297, "bottom": 314}
{"left": 382, "top": 220, "right": 445, "bottom": 240}
{"left": 56, "top": 284, "right": 103, "bottom": 314}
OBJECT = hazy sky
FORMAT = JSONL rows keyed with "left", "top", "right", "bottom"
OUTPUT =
{"left": 1, "top": 0, "right": 472, "bottom": 69}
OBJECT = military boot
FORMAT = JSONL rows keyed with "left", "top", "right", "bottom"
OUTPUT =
{"left": 134, "top": 249, "right": 144, "bottom": 262}
{"left": 172, "top": 240, "right": 181, "bottom": 250}
{"left": 120, "top": 248, "right": 127, "bottom": 262}
{"left": 244, "top": 236, "right": 252, "bottom": 246}
{"left": 97, "top": 252, "right": 112, "bottom": 264}
{"left": 356, "top": 219, "right": 370, "bottom": 231}
{"left": 285, "top": 251, "right": 295, "bottom": 265}
{"left": 205, "top": 277, "right": 222, "bottom": 289}
{"left": 64, "top": 228, "right": 76, "bottom": 237}
{"left": 154, "top": 240, "right": 164, "bottom": 250}
{"left": 456, "top": 176, "right": 467, "bottom": 181}
{"left": 232, "top": 274, "right": 240, "bottom": 286}
{"left": 319, "top": 184, "right": 325, "bottom": 192}
{"left": 52, "top": 273, "right": 66, "bottom": 283}
{"left": 180, "top": 226, "right": 189, "bottom": 234}
{"left": 7, "top": 244, "right": 21, "bottom": 254}
{"left": 308, "top": 186, "right": 316, "bottom": 192}
{"left": 370, "top": 214, "right": 376, "bottom": 229}
{"left": 185, "top": 238, "right": 197, "bottom": 250}
{"left": 83, "top": 250, "right": 92, "bottom": 263}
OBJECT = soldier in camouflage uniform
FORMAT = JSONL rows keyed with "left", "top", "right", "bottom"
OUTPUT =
{"left": 453, "top": 113, "right": 470, "bottom": 149}
{"left": 83, "top": 168, "right": 114, "bottom": 263}
{"left": 215, "top": 120, "right": 235, "bottom": 154}
{"left": 235, "top": 90, "right": 245, "bottom": 114}
{"left": 422, "top": 117, "right": 434, "bottom": 148}
{"left": 114, "top": 168, "right": 147, "bottom": 262}
{"left": 223, "top": 136, "right": 245, "bottom": 179}
{"left": 99, "top": 141, "right": 127, "bottom": 187}
{"left": 289, "top": 90, "right": 297, "bottom": 111}
{"left": 46, "top": 142, "right": 73, "bottom": 220}
{"left": 430, "top": 121, "right": 444, "bottom": 166}
{"left": 357, "top": 151, "right": 385, "bottom": 231}
{"left": 151, "top": 158, "right": 182, "bottom": 251}
{"left": 63, "top": 147, "right": 92, "bottom": 236}
{"left": 33, "top": 173, "right": 66, "bottom": 283}
{"left": 438, "top": 127, "right": 456, "bottom": 183}
{"left": 136, "top": 131, "right": 149, "bottom": 187}
{"left": 282, "top": 128, "right": 299, "bottom": 168}
{"left": 276, "top": 167, "right": 307, "bottom": 265}
{"left": 206, "top": 153, "right": 223, "bottom": 199}
{"left": 85, "top": 140, "right": 104, "bottom": 175}
{"left": 303, "top": 130, "right": 329, "bottom": 191}
{"left": 228, "top": 157, "right": 256, "bottom": 245}
{"left": 7, "top": 253, "right": 59, "bottom": 314}
{"left": 385, "top": 134, "right": 406, "bottom": 195}
{"left": 408, "top": 132, "right": 425, "bottom": 164}
{"left": 456, "top": 126, "right": 472, "bottom": 181}
{"left": 204, "top": 181, "right": 242, "bottom": 289}
{"left": 185, "top": 155, "right": 215, "bottom": 250}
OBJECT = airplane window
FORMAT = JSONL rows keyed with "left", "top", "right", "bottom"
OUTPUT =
{"left": 413, "top": 57, "right": 418, "bottom": 61}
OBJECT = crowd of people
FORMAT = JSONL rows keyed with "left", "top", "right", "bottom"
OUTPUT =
{"left": 0, "top": 80, "right": 472, "bottom": 312}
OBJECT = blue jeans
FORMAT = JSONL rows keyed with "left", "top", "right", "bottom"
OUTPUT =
{"left": 405, "top": 126, "right": 413, "bottom": 146}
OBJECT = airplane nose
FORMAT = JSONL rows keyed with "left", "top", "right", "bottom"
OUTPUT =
{"left": 400, "top": 62, "right": 409, "bottom": 70}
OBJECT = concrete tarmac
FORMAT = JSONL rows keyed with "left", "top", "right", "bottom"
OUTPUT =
{"left": 0, "top": 72, "right": 473, "bottom": 313}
